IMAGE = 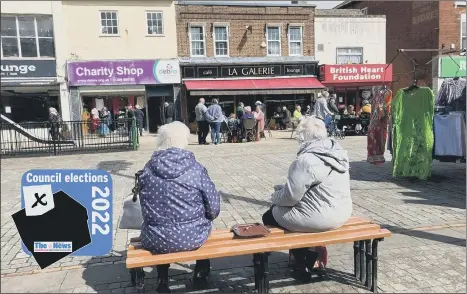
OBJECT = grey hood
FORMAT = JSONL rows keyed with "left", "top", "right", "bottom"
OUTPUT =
{"left": 297, "top": 138, "right": 349, "bottom": 173}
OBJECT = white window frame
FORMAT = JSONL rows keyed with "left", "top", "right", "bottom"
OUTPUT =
{"left": 461, "top": 14, "right": 466, "bottom": 50}
{"left": 188, "top": 23, "right": 206, "bottom": 57}
{"left": 288, "top": 25, "right": 303, "bottom": 56}
{"left": 266, "top": 25, "right": 282, "bottom": 56}
{"left": 146, "top": 11, "right": 164, "bottom": 36}
{"left": 336, "top": 47, "right": 364, "bottom": 64}
{"left": 212, "top": 23, "right": 229, "bottom": 57}
{"left": 99, "top": 10, "right": 119, "bottom": 36}
{"left": 0, "top": 15, "right": 55, "bottom": 58}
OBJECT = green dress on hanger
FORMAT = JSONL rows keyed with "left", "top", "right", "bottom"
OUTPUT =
{"left": 391, "top": 87, "right": 434, "bottom": 180}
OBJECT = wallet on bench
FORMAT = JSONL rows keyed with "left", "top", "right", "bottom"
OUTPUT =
{"left": 231, "top": 223, "right": 271, "bottom": 238}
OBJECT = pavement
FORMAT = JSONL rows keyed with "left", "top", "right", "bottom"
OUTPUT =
{"left": 1, "top": 131, "right": 465, "bottom": 293}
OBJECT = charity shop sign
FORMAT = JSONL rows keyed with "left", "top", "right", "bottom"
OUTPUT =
{"left": 12, "top": 169, "right": 113, "bottom": 269}
{"left": 320, "top": 64, "right": 393, "bottom": 84}
{"left": 67, "top": 59, "right": 180, "bottom": 86}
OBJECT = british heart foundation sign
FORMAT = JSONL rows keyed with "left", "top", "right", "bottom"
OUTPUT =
{"left": 321, "top": 64, "right": 393, "bottom": 84}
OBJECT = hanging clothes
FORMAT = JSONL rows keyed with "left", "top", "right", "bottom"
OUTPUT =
{"left": 435, "top": 78, "right": 466, "bottom": 112}
{"left": 387, "top": 118, "right": 392, "bottom": 155}
{"left": 433, "top": 111, "right": 466, "bottom": 157}
{"left": 367, "top": 87, "right": 392, "bottom": 165}
{"left": 391, "top": 87, "right": 434, "bottom": 180}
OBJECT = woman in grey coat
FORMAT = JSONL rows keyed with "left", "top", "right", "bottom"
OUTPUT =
{"left": 262, "top": 116, "right": 352, "bottom": 280}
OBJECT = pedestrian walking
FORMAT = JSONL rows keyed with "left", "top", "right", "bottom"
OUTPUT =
{"left": 195, "top": 98, "right": 209, "bottom": 145}
{"left": 134, "top": 105, "right": 145, "bottom": 136}
{"left": 205, "top": 99, "right": 223, "bottom": 145}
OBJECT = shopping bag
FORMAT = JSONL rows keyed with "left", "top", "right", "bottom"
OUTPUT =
{"left": 119, "top": 195, "right": 143, "bottom": 230}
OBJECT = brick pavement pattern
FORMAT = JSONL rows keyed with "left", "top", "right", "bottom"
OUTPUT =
{"left": 1, "top": 132, "right": 465, "bottom": 293}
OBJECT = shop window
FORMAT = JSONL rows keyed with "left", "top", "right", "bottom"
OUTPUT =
{"left": 288, "top": 26, "right": 302, "bottom": 56}
{"left": 1, "top": 15, "right": 55, "bottom": 58}
{"left": 146, "top": 11, "right": 163, "bottom": 35}
{"left": 461, "top": 14, "right": 466, "bottom": 50}
{"left": 213, "top": 25, "right": 229, "bottom": 57}
{"left": 267, "top": 26, "right": 281, "bottom": 56}
{"left": 100, "top": 11, "right": 119, "bottom": 35}
{"left": 189, "top": 25, "right": 205, "bottom": 57}
{"left": 336, "top": 47, "right": 363, "bottom": 64}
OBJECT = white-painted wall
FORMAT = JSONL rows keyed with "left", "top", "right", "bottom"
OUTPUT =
{"left": 1, "top": 1, "right": 71, "bottom": 121}
{"left": 314, "top": 16, "right": 386, "bottom": 65}
{"left": 61, "top": 0, "right": 178, "bottom": 60}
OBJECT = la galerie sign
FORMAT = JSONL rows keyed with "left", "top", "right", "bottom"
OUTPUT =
{"left": 322, "top": 64, "right": 393, "bottom": 83}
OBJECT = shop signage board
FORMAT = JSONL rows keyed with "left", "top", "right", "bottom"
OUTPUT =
{"left": 319, "top": 64, "right": 393, "bottom": 84}
{"left": 439, "top": 56, "right": 466, "bottom": 78}
{"left": 182, "top": 63, "right": 317, "bottom": 79}
{"left": 67, "top": 59, "right": 181, "bottom": 86}
{"left": 1, "top": 59, "right": 57, "bottom": 78}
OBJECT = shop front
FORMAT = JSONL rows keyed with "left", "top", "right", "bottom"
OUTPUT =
{"left": 67, "top": 59, "right": 180, "bottom": 133}
{"left": 180, "top": 57, "right": 325, "bottom": 127}
{"left": 1, "top": 59, "right": 59, "bottom": 123}
{"left": 318, "top": 64, "right": 393, "bottom": 113}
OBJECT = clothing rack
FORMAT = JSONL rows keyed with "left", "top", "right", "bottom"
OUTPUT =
{"left": 384, "top": 49, "right": 462, "bottom": 85}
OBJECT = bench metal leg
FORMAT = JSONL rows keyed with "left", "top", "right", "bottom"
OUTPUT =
{"left": 359, "top": 240, "right": 365, "bottom": 282}
{"left": 253, "top": 253, "right": 270, "bottom": 294}
{"left": 364, "top": 239, "right": 372, "bottom": 289}
{"left": 353, "top": 241, "right": 360, "bottom": 278}
{"left": 129, "top": 268, "right": 145, "bottom": 292}
{"left": 371, "top": 238, "right": 384, "bottom": 293}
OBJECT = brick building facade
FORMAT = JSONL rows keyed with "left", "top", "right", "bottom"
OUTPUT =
{"left": 336, "top": 1, "right": 466, "bottom": 91}
{"left": 175, "top": 2, "right": 326, "bottom": 128}
{"left": 175, "top": 3, "right": 315, "bottom": 58}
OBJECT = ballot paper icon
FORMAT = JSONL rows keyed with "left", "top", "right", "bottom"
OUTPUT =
{"left": 23, "top": 184, "right": 54, "bottom": 216}
{"left": 12, "top": 190, "right": 91, "bottom": 269}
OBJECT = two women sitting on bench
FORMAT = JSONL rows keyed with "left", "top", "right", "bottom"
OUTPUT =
{"left": 262, "top": 116, "right": 353, "bottom": 281}
{"left": 137, "top": 121, "right": 221, "bottom": 293}
{"left": 137, "top": 118, "right": 352, "bottom": 292}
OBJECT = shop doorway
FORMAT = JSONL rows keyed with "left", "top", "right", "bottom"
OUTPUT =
{"left": 148, "top": 96, "right": 164, "bottom": 133}
{"left": 148, "top": 96, "right": 175, "bottom": 133}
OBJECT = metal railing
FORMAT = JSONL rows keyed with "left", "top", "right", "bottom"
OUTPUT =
{"left": 1, "top": 118, "right": 139, "bottom": 156}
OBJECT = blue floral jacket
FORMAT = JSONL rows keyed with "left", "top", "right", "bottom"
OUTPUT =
{"left": 139, "top": 148, "right": 220, "bottom": 253}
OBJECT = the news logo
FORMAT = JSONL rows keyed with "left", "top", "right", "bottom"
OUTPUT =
{"left": 34, "top": 242, "right": 73, "bottom": 253}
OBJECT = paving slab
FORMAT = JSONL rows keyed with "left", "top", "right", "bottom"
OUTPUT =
{"left": 1, "top": 132, "right": 465, "bottom": 293}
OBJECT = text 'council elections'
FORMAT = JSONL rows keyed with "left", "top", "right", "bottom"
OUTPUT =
{"left": 25, "top": 172, "right": 110, "bottom": 183}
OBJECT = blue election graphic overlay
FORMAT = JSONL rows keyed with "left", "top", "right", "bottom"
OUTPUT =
{"left": 20, "top": 169, "right": 113, "bottom": 256}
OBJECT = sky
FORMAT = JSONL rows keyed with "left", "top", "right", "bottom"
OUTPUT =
{"left": 182, "top": 1, "right": 345, "bottom": 9}
{"left": 309, "top": 1, "right": 343, "bottom": 8}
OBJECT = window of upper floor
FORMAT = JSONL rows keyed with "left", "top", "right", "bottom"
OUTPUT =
{"left": 100, "top": 11, "right": 119, "bottom": 36}
{"left": 189, "top": 23, "right": 206, "bottom": 57}
{"left": 288, "top": 25, "right": 303, "bottom": 56}
{"left": 267, "top": 25, "right": 281, "bottom": 56}
{"left": 1, "top": 15, "right": 55, "bottom": 58}
{"left": 213, "top": 24, "right": 229, "bottom": 57}
{"left": 146, "top": 11, "right": 163, "bottom": 36}
{"left": 336, "top": 47, "right": 363, "bottom": 64}
{"left": 461, "top": 14, "right": 466, "bottom": 50}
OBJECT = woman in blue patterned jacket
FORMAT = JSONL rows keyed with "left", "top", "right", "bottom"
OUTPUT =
{"left": 138, "top": 121, "right": 220, "bottom": 293}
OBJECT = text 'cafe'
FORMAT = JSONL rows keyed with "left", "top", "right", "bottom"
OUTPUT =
{"left": 318, "top": 64, "right": 393, "bottom": 113}
{"left": 179, "top": 57, "right": 326, "bottom": 127}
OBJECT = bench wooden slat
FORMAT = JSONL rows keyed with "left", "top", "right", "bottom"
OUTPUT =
{"left": 128, "top": 216, "right": 371, "bottom": 248}
{"left": 127, "top": 223, "right": 381, "bottom": 257}
{"left": 127, "top": 228, "right": 391, "bottom": 268}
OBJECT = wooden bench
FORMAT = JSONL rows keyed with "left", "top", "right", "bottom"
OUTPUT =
{"left": 126, "top": 216, "right": 391, "bottom": 293}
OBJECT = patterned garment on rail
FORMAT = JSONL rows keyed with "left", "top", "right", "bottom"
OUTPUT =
{"left": 391, "top": 87, "right": 434, "bottom": 180}
{"left": 367, "top": 88, "right": 392, "bottom": 165}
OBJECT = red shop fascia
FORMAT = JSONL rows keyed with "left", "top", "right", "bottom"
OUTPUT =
{"left": 317, "top": 64, "right": 393, "bottom": 113}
